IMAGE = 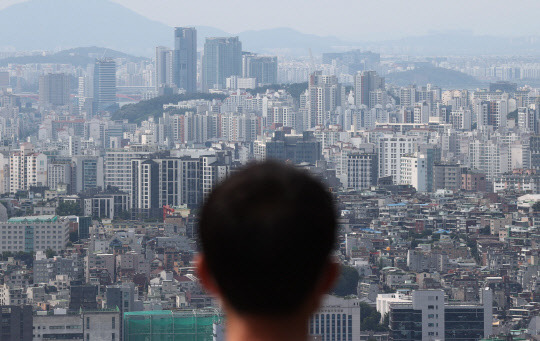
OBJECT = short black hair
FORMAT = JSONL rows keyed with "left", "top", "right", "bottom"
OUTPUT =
{"left": 198, "top": 161, "right": 337, "bottom": 316}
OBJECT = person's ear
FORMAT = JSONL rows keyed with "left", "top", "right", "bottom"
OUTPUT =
{"left": 305, "top": 260, "right": 340, "bottom": 314}
{"left": 319, "top": 260, "right": 340, "bottom": 294}
{"left": 195, "top": 254, "right": 221, "bottom": 297}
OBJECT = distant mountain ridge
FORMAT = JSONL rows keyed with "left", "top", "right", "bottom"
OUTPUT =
{"left": 0, "top": 0, "right": 171, "bottom": 56}
{"left": 1, "top": 0, "right": 540, "bottom": 57}
{"left": 0, "top": 0, "right": 358, "bottom": 56}
{"left": 0, "top": 47, "right": 148, "bottom": 66}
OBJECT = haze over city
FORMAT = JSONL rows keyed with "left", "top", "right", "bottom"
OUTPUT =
{"left": 0, "top": 0, "right": 538, "bottom": 341}
{"left": 1, "top": 0, "right": 540, "bottom": 42}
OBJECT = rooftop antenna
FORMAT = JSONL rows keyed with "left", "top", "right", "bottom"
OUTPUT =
{"left": 100, "top": 48, "right": 107, "bottom": 60}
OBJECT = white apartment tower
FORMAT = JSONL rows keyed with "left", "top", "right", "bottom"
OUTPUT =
{"left": 400, "top": 153, "right": 427, "bottom": 192}
{"left": 9, "top": 143, "right": 47, "bottom": 193}
{"left": 378, "top": 135, "right": 417, "bottom": 184}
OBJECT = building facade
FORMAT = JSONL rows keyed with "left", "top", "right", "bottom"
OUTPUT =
{"left": 173, "top": 27, "right": 197, "bottom": 93}
{"left": 0, "top": 216, "right": 69, "bottom": 253}
{"left": 202, "top": 37, "right": 242, "bottom": 91}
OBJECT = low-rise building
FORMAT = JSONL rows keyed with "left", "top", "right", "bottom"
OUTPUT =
{"left": 0, "top": 215, "right": 69, "bottom": 253}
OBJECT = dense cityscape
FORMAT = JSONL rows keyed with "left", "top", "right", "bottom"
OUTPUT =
{"left": 0, "top": 1, "right": 540, "bottom": 340}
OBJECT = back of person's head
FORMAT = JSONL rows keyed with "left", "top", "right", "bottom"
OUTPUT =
{"left": 198, "top": 161, "right": 337, "bottom": 316}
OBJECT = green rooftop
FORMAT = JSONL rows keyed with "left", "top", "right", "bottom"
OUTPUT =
{"left": 124, "top": 309, "right": 223, "bottom": 341}
{"left": 8, "top": 215, "right": 58, "bottom": 223}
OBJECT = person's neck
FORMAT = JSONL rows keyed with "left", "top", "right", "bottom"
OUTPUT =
{"left": 225, "top": 310, "right": 309, "bottom": 341}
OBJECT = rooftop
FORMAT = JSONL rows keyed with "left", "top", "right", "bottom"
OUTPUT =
{"left": 8, "top": 215, "right": 59, "bottom": 223}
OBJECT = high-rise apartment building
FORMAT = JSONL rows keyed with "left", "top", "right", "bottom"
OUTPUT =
{"left": 202, "top": 37, "right": 242, "bottom": 91}
{"left": 354, "top": 70, "right": 384, "bottom": 108}
{"left": 474, "top": 99, "right": 508, "bottom": 129}
{"left": 308, "top": 71, "right": 343, "bottom": 127}
{"left": 400, "top": 85, "right": 417, "bottom": 108}
{"left": 242, "top": 54, "right": 278, "bottom": 86}
{"left": 131, "top": 159, "right": 160, "bottom": 213}
{"left": 155, "top": 46, "right": 174, "bottom": 90}
{"left": 93, "top": 58, "right": 117, "bottom": 114}
{"left": 72, "top": 156, "right": 104, "bottom": 193}
{"left": 378, "top": 135, "right": 417, "bottom": 184}
{"left": 39, "top": 73, "right": 70, "bottom": 107}
{"left": 336, "top": 148, "right": 378, "bottom": 190}
{"left": 254, "top": 131, "right": 322, "bottom": 165}
{"left": 173, "top": 27, "right": 197, "bottom": 93}
{"left": 413, "top": 101, "right": 431, "bottom": 124}
{"left": 47, "top": 161, "right": 71, "bottom": 191}
{"left": 9, "top": 143, "right": 47, "bottom": 193}
{"left": 433, "top": 162, "right": 462, "bottom": 192}
{"left": 104, "top": 148, "right": 155, "bottom": 198}
{"left": 400, "top": 153, "right": 428, "bottom": 192}
{"left": 130, "top": 151, "right": 232, "bottom": 212}
{"left": 220, "top": 113, "right": 261, "bottom": 142}
{"left": 468, "top": 139, "right": 509, "bottom": 181}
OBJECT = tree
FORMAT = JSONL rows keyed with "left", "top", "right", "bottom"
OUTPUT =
{"left": 112, "top": 93, "right": 227, "bottom": 123}
{"left": 56, "top": 201, "right": 82, "bottom": 216}
{"left": 332, "top": 266, "right": 360, "bottom": 297}
{"left": 358, "top": 302, "right": 389, "bottom": 332}
{"left": 479, "top": 226, "right": 491, "bottom": 235}
{"left": 45, "top": 248, "right": 57, "bottom": 259}
{"left": 507, "top": 109, "right": 518, "bottom": 124}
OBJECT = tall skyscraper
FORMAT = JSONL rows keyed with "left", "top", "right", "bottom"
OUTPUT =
{"left": 93, "top": 58, "right": 117, "bottom": 114}
{"left": 354, "top": 70, "right": 384, "bottom": 108}
{"left": 202, "top": 37, "right": 242, "bottom": 91}
{"left": 39, "top": 73, "right": 70, "bottom": 107}
{"left": 173, "top": 27, "right": 197, "bottom": 93}
{"left": 242, "top": 54, "right": 278, "bottom": 86}
{"left": 155, "top": 46, "right": 174, "bottom": 90}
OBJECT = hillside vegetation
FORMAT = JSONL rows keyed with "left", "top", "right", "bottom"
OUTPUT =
{"left": 112, "top": 93, "right": 227, "bottom": 123}
{"left": 386, "top": 65, "right": 484, "bottom": 88}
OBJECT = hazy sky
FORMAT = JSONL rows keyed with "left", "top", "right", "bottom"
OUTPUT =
{"left": 1, "top": 0, "right": 539, "bottom": 41}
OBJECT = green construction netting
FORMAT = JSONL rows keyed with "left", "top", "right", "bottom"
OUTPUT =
{"left": 124, "top": 311, "right": 223, "bottom": 341}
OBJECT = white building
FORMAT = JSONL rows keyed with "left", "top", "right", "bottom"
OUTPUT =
{"left": 33, "top": 309, "right": 121, "bottom": 341}
{"left": 413, "top": 101, "right": 430, "bottom": 124}
{"left": 449, "top": 108, "right": 472, "bottom": 130}
{"left": 0, "top": 284, "right": 27, "bottom": 305}
{"left": 400, "top": 153, "right": 427, "bottom": 192}
{"left": 309, "top": 295, "right": 361, "bottom": 341}
{"left": 226, "top": 76, "right": 257, "bottom": 90}
{"left": 9, "top": 143, "right": 48, "bottom": 193}
{"left": 378, "top": 135, "right": 417, "bottom": 184}
{"left": 468, "top": 139, "right": 509, "bottom": 181}
{"left": 378, "top": 289, "right": 493, "bottom": 341}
